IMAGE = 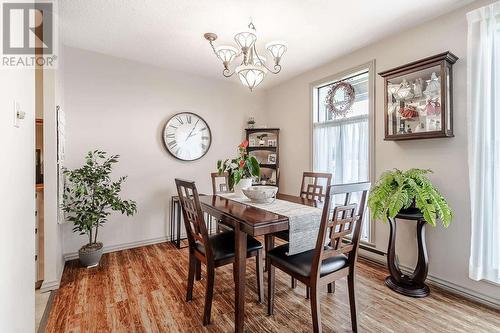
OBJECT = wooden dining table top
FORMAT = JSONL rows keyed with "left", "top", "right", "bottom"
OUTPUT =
{"left": 198, "top": 193, "right": 321, "bottom": 236}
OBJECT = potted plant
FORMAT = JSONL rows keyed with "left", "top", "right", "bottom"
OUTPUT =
{"left": 368, "top": 168, "right": 452, "bottom": 227}
{"left": 217, "top": 140, "right": 261, "bottom": 195}
{"left": 62, "top": 150, "right": 137, "bottom": 267}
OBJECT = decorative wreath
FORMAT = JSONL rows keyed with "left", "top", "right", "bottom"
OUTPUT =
{"left": 325, "top": 81, "right": 355, "bottom": 117}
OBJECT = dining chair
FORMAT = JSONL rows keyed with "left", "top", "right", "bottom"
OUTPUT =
{"left": 210, "top": 172, "right": 233, "bottom": 233}
{"left": 175, "top": 178, "right": 264, "bottom": 326}
{"left": 210, "top": 171, "right": 230, "bottom": 194}
{"left": 266, "top": 182, "right": 370, "bottom": 333}
{"left": 299, "top": 172, "right": 333, "bottom": 201}
{"left": 268, "top": 171, "right": 333, "bottom": 294}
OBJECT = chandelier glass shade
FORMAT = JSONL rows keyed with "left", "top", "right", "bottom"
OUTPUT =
{"left": 236, "top": 65, "right": 266, "bottom": 91}
{"left": 204, "top": 21, "right": 286, "bottom": 91}
{"left": 266, "top": 42, "right": 287, "bottom": 64}
{"left": 215, "top": 45, "right": 238, "bottom": 67}
{"left": 234, "top": 31, "right": 257, "bottom": 50}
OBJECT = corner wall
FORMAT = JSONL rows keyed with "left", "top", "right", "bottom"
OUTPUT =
{"left": 61, "top": 46, "right": 266, "bottom": 256}
{"left": 263, "top": 0, "right": 500, "bottom": 305}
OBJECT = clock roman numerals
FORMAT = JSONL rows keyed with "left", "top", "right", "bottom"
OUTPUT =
{"left": 163, "top": 113, "right": 211, "bottom": 161}
{"left": 168, "top": 140, "right": 177, "bottom": 149}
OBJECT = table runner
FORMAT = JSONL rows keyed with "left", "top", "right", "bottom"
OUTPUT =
{"left": 219, "top": 193, "right": 323, "bottom": 255}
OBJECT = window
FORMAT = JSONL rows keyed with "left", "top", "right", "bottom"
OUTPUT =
{"left": 312, "top": 64, "right": 374, "bottom": 242}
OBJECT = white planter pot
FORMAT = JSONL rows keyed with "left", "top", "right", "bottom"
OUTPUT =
{"left": 233, "top": 178, "right": 253, "bottom": 197}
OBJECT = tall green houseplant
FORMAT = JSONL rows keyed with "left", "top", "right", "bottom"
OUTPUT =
{"left": 62, "top": 150, "right": 137, "bottom": 266}
{"left": 368, "top": 168, "right": 452, "bottom": 227}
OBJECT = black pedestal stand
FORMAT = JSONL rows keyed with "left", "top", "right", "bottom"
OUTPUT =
{"left": 385, "top": 210, "right": 430, "bottom": 297}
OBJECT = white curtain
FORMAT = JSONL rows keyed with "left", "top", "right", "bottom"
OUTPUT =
{"left": 313, "top": 117, "right": 369, "bottom": 185}
{"left": 466, "top": 1, "right": 500, "bottom": 284}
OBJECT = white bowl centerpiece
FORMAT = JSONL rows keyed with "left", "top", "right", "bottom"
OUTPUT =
{"left": 242, "top": 186, "right": 278, "bottom": 204}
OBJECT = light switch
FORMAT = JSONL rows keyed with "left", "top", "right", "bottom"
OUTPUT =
{"left": 13, "top": 101, "right": 25, "bottom": 128}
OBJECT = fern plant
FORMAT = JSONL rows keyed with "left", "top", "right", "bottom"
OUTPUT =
{"left": 368, "top": 168, "right": 452, "bottom": 227}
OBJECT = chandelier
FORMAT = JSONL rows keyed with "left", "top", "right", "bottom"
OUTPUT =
{"left": 204, "top": 21, "right": 287, "bottom": 91}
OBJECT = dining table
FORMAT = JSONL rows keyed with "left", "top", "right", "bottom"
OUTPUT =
{"left": 198, "top": 193, "right": 321, "bottom": 333}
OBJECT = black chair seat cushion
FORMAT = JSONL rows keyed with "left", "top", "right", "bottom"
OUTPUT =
{"left": 195, "top": 231, "right": 263, "bottom": 261}
{"left": 267, "top": 244, "right": 348, "bottom": 278}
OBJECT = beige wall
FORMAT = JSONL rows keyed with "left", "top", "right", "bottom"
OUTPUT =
{"left": 264, "top": 0, "right": 500, "bottom": 304}
{"left": 62, "top": 46, "right": 266, "bottom": 255}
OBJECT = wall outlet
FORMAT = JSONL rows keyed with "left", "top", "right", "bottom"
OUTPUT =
{"left": 13, "top": 101, "right": 25, "bottom": 128}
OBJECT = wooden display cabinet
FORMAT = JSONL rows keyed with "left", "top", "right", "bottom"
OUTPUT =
{"left": 379, "top": 52, "right": 458, "bottom": 141}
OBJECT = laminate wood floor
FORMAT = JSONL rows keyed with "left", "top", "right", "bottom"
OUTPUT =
{"left": 45, "top": 242, "right": 500, "bottom": 333}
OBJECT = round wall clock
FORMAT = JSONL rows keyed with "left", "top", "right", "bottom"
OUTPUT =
{"left": 162, "top": 112, "right": 212, "bottom": 161}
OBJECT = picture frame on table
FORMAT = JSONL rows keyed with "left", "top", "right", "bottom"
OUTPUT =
{"left": 267, "top": 139, "right": 277, "bottom": 147}
{"left": 268, "top": 153, "right": 277, "bottom": 164}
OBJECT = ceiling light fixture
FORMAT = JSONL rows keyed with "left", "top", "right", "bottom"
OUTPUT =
{"left": 204, "top": 21, "right": 287, "bottom": 91}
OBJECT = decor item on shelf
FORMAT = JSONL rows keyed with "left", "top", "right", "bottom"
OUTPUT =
{"left": 62, "top": 150, "right": 137, "bottom": 268}
{"left": 423, "top": 72, "right": 441, "bottom": 98}
{"left": 247, "top": 116, "right": 256, "bottom": 129}
{"left": 267, "top": 139, "right": 277, "bottom": 147}
{"left": 203, "top": 20, "right": 287, "bottom": 91}
{"left": 325, "top": 81, "right": 355, "bottom": 118}
{"left": 163, "top": 112, "right": 212, "bottom": 161}
{"left": 399, "top": 105, "right": 419, "bottom": 119}
{"left": 379, "top": 52, "right": 457, "bottom": 140}
{"left": 413, "top": 78, "right": 424, "bottom": 98}
{"left": 267, "top": 153, "right": 277, "bottom": 164}
{"left": 368, "top": 168, "right": 452, "bottom": 227}
{"left": 217, "top": 140, "right": 261, "bottom": 195}
{"left": 242, "top": 185, "right": 278, "bottom": 204}
{"left": 256, "top": 133, "right": 268, "bottom": 146}
{"left": 395, "top": 79, "right": 414, "bottom": 101}
{"left": 425, "top": 100, "right": 441, "bottom": 115}
{"left": 249, "top": 138, "right": 256, "bottom": 147}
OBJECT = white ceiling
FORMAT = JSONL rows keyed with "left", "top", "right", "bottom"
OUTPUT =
{"left": 60, "top": 0, "right": 473, "bottom": 89}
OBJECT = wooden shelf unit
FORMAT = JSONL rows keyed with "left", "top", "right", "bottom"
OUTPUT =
{"left": 245, "top": 128, "right": 280, "bottom": 187}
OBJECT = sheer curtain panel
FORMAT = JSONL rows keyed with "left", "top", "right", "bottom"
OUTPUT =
{"left": 466, "top": 1, "right": 500, "bottom": 284}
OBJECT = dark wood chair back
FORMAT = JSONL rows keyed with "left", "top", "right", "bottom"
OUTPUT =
{"left": 175, "top": 179, "right": 212, "bottom": 258}
{"left": 211, "top": 172, "right": 230, "bottom": 194}
{"left": 299, "top": 172, "right": 332, "bottom": 201}
{"left": 312, "top": 182, "right": 371, "bottom": 275}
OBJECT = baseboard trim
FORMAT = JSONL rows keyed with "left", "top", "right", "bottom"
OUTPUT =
{"left": 63, "top": 236, "right": 170, "bottom": 261}
{"left": 358, "top": 248, "right": 500, "bottom": 310}
{"left": 37, "top": 290, "right": 56, "bottom": 333}
{"left": 40, "top": 279, "right": 60, "bottom": 293}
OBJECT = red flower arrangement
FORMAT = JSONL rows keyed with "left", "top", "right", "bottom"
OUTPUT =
{"left": 217, "top": 140, "right": 261, "bottom": 190}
